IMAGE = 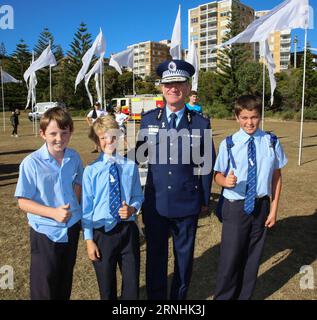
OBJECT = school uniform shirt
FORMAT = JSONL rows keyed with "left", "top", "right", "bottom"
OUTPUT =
{"left": 214, "top": 128, "right": 288, "bottom": 200}
{"left": 87, "top": 109, "right": 107, "bottom": 123}
{"left": 14, "top": 144, "right": 84, "bottom": 243}
{"left": 115, "top": 112, "right": 128, "bottom": 126}
{"left": 81, "top": 153, "right": 144, "bottom": 240}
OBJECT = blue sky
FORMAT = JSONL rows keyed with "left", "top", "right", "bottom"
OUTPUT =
{"left": 0, "top": 0, "right": 316, "bottom": 56}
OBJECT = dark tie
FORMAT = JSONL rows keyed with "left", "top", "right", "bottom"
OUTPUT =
{"left": 109, "top": 163, "right": 121, "bottom": 222}
{"left": 244, "top": 136, "right": 257, "bottom": 215}
{"left": 169, "top": 113, "right": 177, "bottom": 130}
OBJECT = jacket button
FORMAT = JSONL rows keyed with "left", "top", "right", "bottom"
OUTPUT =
{"left": 169, "top": 171, "right": 172, "bottom": 175}
{"left": 168, "top": 186, "right": 172, "bottom": 190}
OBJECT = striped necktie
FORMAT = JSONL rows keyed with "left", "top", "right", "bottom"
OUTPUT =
{"left": 109, "top": 162, "right": 121, "bottom": 222}
{"left": 244, "top": 136, "right": 257, "bottom": 215}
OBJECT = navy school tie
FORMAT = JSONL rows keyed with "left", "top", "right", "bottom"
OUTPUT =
{"left": 244, "top": 136, "right": 257, "bottom": 215}
{"left": 169, "top": 113, "right": 177, "bottom": 130}
{"left": 109, "top": 163, "right": 121, "bottom": 222}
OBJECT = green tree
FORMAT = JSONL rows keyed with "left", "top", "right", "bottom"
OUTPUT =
{"left": 67, "top": 22, "right": 93, "bottom": 109}
{"left": 216, "top": 6, "right": 253, "bottom": 109}
{"left": 0, "top": 42, "right": 6, "bottom": 57}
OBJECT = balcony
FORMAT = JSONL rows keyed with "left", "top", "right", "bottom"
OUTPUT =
{"left": 280, "top": 47, "right": 290, "bottom": 53}
{"left": 280, "top": 38, "right": 291, "bottom": 44}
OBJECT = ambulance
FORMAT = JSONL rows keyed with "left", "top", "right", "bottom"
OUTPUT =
{"left": 111, "top": 95, "right": 164, "bottom": 121}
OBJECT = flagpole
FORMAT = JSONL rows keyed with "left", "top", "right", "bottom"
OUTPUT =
{"left": 262, "top": 62, "right": 265, "bottom": 131}
{"left": 49, "top": 41, "right": 52, "bottom": 102}
{"left": 1, "top": 67, "right": 5, "bottom": 132}
{"left": 133, "top": 71, "right": 136, "bottom": 96}
{"left": 298, "top": 29, "right": 308, "bottom": 166}
{"left": 102, "top": 58, "right": 105, "bottom": 108}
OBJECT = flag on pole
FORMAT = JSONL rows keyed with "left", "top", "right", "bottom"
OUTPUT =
{"left": 212, "top": 0, "right": 310, "bottom": 51}
{"left": 1, "top": 70, "right": 21, "bottom": 84}
{"left": 170, "top": 5, "right": 182, "bottom": 59}
{"left": 75, "top": 29, "right": 106, "bottom": 91}
{"left": 26, "top": 55, "right": 38, "bottom": 109}
{"left": 84, "top": 57, "right": 103, "bottom": 106}
{"left": 23, "top": 44, "right": 56, "bottom": 83}
{"left": 260, "top": 40, "right": 276, "bottom": 105}
{"left": 186, "top": 41, "right": 199, "bottom": 91}
{"left": 109, "top": 47, "right": 134, "bottom": 74}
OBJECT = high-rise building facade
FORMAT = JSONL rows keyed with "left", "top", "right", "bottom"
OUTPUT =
{"left": 188, "top": 1, "right": 292, "bottom": 73}
{"left": 128, "top": 40, "right": 171, "bottom": 79}
{"left": 255, "top": 10, "right": 291, "bottom": 72}
{"left": 188, "top": 0, "right": 254, "bottom": 72}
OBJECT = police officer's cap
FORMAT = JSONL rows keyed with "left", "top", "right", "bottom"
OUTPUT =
{"left": 157, "top": 59, "right": 195, "bottom": 84}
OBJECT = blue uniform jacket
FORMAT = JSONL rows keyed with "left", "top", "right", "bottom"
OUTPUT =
{"left": 136, "top": 106, "right": 215, "bottom": 218}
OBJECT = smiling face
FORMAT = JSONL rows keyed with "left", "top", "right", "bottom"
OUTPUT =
{"left": 40, "top": 120, "right": 71, "bottom": 156}
{"left": 236, "top": 109, "right": 261, "bottom": 136}
{"left": 97, "top": 129, "right": 120, "bottom": 155}
{"left": 161, "top": 81, "right": 191, "bottom": 111}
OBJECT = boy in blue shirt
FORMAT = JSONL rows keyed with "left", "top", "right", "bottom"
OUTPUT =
{"left": 82, "top": 115, "right": 144, "bottom": 300}
{"left": 213, "top": 95, "right": 288, "bottom": 300}
{"left": 15, "top": 107, "right": 83, "bottom": 300}
{"left": 186, "top": 90, "right": 202, "bottom": 114}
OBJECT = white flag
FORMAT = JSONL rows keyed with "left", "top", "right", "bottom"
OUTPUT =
{"left": 186, "top": 41, "right": 199, "bottom": 91}
{"left": 109, "top": 47, "right": 134, "bottom": 74}
{"left": 95, "top": 73, "right": 102, "bottom": 105}
{"left": 311, "top": 48, "right": 317, "bottom": 52}
{"left": 23, "top": 44, "right": 56, "bottom": 83}
{"left": 84, "top": 57, "right": 103, "bottom": 106}
{"left": 260, "top": 40, "right": 276, "bottom": 106}
{"left": 26, "top": 55, "right": 38, "bottom": 109}
{"left": 170, "top": 5, "right": 182, "bottom": 59}
{"left": 1, "top": 70, "right": 21, "bottom": 84}
{"left": 212, "top": 0, "right": 310, "bottom": 51}
{"left": 75, "top": 29, "right": 105, "bottom": 90}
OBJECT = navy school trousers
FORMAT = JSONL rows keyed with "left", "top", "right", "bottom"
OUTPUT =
{"left": 214, "top": 196, "right": 270, "bottom": 300}
{"left": 92, "top": 221, "right": 140, "bottom": 300}
{"left": 30, "top": 221, "right": 80, "bottom": 300}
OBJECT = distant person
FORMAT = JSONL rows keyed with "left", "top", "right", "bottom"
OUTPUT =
{"left": 14, "top": 107, "right": 84, "bottom": 300}
{"left": 82, "top": 115, "right": 144, "bottom": 300}
{"left": 213, "top": 95, "right": 288, "bottom": 300}
{"left": 10, "top": 108, "right": 20, "bottom": 137}
{"left": 186, "top": 91, "right": 202, "bottom": 114}
{"left": 86, "top": 102, "right": 107, "bottom": 153}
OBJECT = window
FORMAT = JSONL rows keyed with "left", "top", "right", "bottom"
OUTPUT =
{"left": 191, "top": 17, "right": 198, "bottom": 24}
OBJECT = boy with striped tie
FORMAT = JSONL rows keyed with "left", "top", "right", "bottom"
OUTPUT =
{"left": 213, "top": 95, "right": 287, "bottom": 300}
{"left": 82, "top": 115, "right": 143, "bottom": 300}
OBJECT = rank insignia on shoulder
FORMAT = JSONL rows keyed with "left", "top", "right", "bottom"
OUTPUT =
{"left": 157, "top": 109, "right": 163, "bottom": 120}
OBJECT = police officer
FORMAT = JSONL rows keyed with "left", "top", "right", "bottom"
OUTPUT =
{"left": 136, "top": 59, "right": 216, "bottom": 300}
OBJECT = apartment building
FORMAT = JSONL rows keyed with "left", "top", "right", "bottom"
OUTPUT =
{"left": 188, "top": 0, "right": 254, "bottom": 72}
{"left": 128, "top": 40, "right": 171, "bottom": 79}
{"left": 255, "top": 10, "right": 292, "bottom": 72}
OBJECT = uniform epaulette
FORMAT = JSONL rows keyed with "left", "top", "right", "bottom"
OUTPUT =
{"left": 142, "top": 108, "right": 160, "bottom": 117}
{"left": 190, "top": 110, "right": 210, "bottom": 123}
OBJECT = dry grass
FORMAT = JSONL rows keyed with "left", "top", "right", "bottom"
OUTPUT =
{"left": 0, "top": 112, "right": 316, "bottom": 300}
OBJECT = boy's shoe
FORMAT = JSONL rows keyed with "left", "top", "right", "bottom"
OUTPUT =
{"left": 15, "top": 134, "right": 19, "bottom": 138}
{"left": 11, "top": 134, "right": 14, "bottom": 137}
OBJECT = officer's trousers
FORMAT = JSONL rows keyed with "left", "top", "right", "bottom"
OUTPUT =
{"left": 214, "top": 196, "right": 270, "bottom": 300}
{"left": 144, "top": 210, "right": 198, "bottom": 300}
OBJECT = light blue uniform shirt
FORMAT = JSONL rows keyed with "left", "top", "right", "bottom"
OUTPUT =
{"left": 15, "top": 144, "right": 83, "bottom": 243}
{"left": 186, "top": 103, "right": 202, "bottom": 114}
{"left": 214, "top": 128, "right": 288, "bottom": 200}
{"left": 82, "top": 153, "right": 144, "bottom": 240}
{"left": 166, "top": 105, "right": 185, "bottom": 128}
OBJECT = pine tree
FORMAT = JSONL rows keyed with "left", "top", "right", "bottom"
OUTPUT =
{"left": 0, "top": 42, "right": 6, "bottom": 58}
{"left": 66, "top": 22, "right": 93, "bottom": 109}
{"left": 216, "top": 5, "right": 253, "bottom": 109}
{"left": 5, "top": 39, "right": 31, "bottom": 109}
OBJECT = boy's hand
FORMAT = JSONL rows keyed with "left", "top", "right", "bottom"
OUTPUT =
{"left": 265, "top": 210, "right": 277, "bottom": 228}
{"left": 225, "top": 170, "right": 237, "bottom": 188}
{"left": 86, "top": 240, "right": 101, "bottom": 261}
{"left": 118, "top": 201, "right": 136, "bottom": 220}
{"left": 53, "top": 204, "right": 72, "bottom": 223}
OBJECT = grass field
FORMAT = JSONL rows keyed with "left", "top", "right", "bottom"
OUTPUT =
{"left": 0, "top": 112, "right": 316, "bottom": 300}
